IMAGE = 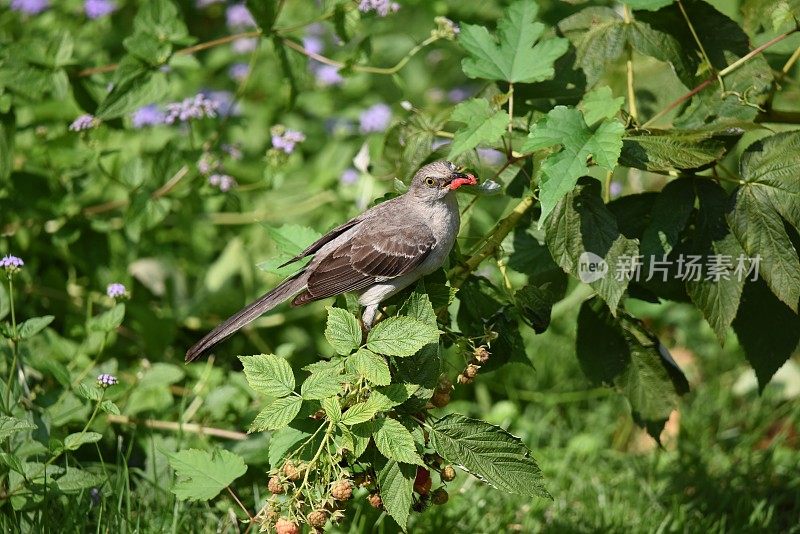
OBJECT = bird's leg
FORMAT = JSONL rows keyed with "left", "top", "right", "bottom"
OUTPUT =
{"left": 362, "top": 304, "right": 378, "bottom": 331}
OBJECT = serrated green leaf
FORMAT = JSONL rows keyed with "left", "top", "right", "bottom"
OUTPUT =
{"left": 340, "top": 401, "right": 381, "bottom": 426}
{"left": 430, "top": 413, "right": 549, "bottom": 498}
{"left": 321, "top": 397, "right": 341, "bottom": 423}
{"left": 170, "top": 448, "right": 247, "bottom": 501}
{"left": 459, "top": 0, "right": 568, "bottom": 83}
{"left": 64, "top": 431, "right": 103, "bottom": 451}
{"left": 245, "top": 0, "right": 278, "bottom": 31}
{"left": 346, "top": 349, "right": 391, "bottom": 386}
{"left": 733, "top": 279, "right": 800, "bottom": 391}
{"left": 620, "top": 128, "right": 743, "bottom": 173}
{"left": 366, "top": 316, "right": 439, "bottom": 357}
{"left": 76, "top": 383, "right": 102, "bottom": 401}
{"left": 401, "top": 282, "right": 437, "bottom": 326}
{"left": 239, "top": 354, "right": 295, "bottom": 397}
{"left": 543, "top": 179, "right": 638, "bottom": 312}
{"left": 624, "top": 0, "right": 673, "bottom": 10}
{"left": 579, "top": 86, "right": 624, "bottom": 126}
{"left": 300, "top": 370, "right": 343, "bottom": 400}
{"left": 324, "top": 307, "right": 362, "bottom": 355}
{"left": 18, "top": 315, "right": 54, "bottom": 339}
{"left": 96, "top": 64, "right": 168, "bottom": 120}
{"left": 90, "top": 304, "right": 125, "bottom": 332}
{"left": 373, "top": 418, "right": 423, "bottom": 465}
{"left": 100, "top": 400, "right": 121, "bottom": 416}
{"left": 576, "top": 298, "right": 689, "bottom": 439}
{"left": 524, "top": 107, "right": 624, "bottom": 223}
{"left": 376, "top": 459, "right": 416, "bottom": 530}
{"left": 0, "top": 416, "right": 36, "bottom": 443}
{"left": 447, "top": 98, "right": 509, "bottom": 159}
{"left": 258, "top": 224, "right": 322, "bottom": 276}
{"left": 249, "top": 396, "right": 303, "bottom": 432}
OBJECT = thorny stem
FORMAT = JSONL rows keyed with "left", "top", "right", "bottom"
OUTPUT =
{"left": 642, "top": 25, "right": 799, "bottom": 128}
{"left": 450, "top": 196, "right": 535, "bottom": 288}
{"left": 294, "top": 421, "right": 335, "bottom": 499}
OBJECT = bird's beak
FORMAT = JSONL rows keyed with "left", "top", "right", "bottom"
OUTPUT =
{"left": 448, "top": 171, "right": 478, "bottom": 190}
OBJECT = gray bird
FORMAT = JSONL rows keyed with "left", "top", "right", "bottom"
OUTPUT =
{"left": 185, "top": 160, "right": 477, "bottom": 362}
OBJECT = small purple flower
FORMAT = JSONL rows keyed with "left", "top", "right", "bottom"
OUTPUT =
{"left": 90, "top": 487, "right": 101, "bottom": 506}
{"left": 131, "top": 104, "right": 165, "bottom": 128}
{"left": 358, "top": 0, "right": 400, "bottom": 16}
{"left": 164, "top": 94, "right": 220, "bottom": 124}
{"left": 226, "top": 3, "right": 255, "bottom": 29}
{"left": 302, "top": 36, "right": 324, "bottom": 56}
{"left": 197, "top": 153, "right": 219, "bottom": 175}
{"left": 97, "top": 373, "right": 118, "bottom": 388}
{"left": 359, "top": 103, "right": 392, "bottom": 133}
{"left": 340, "top": 168, "right": 359, "bottom": 185}
{"left": 271, "top": 129, "right": 306, "bottom": 154}
{"left": 10, "top": 0, "right": 49, "bottom": 14}
{"left": 232, "top": 37, "right": 258, "bottom": 54}
{"left": 208, "top": 174, "right": 236, "bottom": 192}
{"left": 313, "top": 64, "right": 343, "bottom": 86}
{"left": 70, "top": 114, "right": 98, "bottom": 132}
{"left": 106, "top": 283, "right": 127, "bottom": 299}
{"left": 448, "top": 87, "right": 472, "bottom": 103}
{"left": 222, "top": 143, "right": 243, "bottom": 160}
{"left": 610, "top": 182, "right": 623, "bottom": 198}
{"left": 203, "top": 90, "right": 240, "bottom": 117}
{"left": 228, "top": 63, "right": 250, "bottom": 82}
{"left": 84, "top": 0, "right": 116, "bottom": 19}
{"left": 1, "top": 255, "right": 24, "bottom": 275}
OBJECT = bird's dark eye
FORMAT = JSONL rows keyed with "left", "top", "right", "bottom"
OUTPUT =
{"left": 425, "top": 177, "right": 437, "bottom": 187}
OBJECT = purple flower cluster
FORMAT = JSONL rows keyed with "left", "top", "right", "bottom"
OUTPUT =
{"left": 228, "top": 63, "right": 250, "bottom": 82}
{"left": 209, "top": 174, "right": 236, "bottom": 192}
{"left": 10, "top": 0, "right": 48, "bottom": 15}
{"left": 70, "top": 114, "right": 98, "bottom": 132}
{"left": 197, "top": 153, "right": 219, "bottom": 175}
{"left": 97, "top": 373, "right": 118, "bottom": 388}
{"left": 1, "top": 255, "right": 24, "bottom": 274}
{"left": 85, "top": 0, "right": 116, "bottom": 19}
{"left": 226, "top": 3, "right": 255, "bottom": 29}
{"left": 313, "top": 64, "right": 343, "bottom": 87}
{"left": 164, "top": 94, "right": 220, "bottom": 124}
{"left": 131, "top": 104, "right": 165, "bottom": 128}
{"left": 106, "top": 283, "right": 127, "bottom": 299}
{"left": 222, "top": 143, "right": 243, "bottom": 160}
{"left": 359, "top": 103, "right": 392, "bottom": 133}
{"left": 340, "top": 168, "right": 359, "bottom": 185}
{"left": 358, "top": 0, "right": 400, "bottom": 16}
{"left": 272, "top": 129, "right": 306, "bottom": 154}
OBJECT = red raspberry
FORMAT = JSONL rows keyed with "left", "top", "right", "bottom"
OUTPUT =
{"left": 307, "top": 510, "right": 327, "bottom": 528}
{"left": 274, "top": 518, "right": 300, "bottom": 534}
{"left": 431, "top": 488, "right": 449, "bottom": 505}
{"left": 330, "top": 479, "right": 353, "bottom": 501}
{"left": 268, "top": 476, "right": 284, "bottom": 494}
{"left": 414, "top": 468, "right": 432, "bottom": 495}
{"left": 440, "top": 465, "right": 457, "bottom": 482}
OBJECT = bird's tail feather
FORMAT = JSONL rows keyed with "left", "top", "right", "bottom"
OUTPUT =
{"left": 185, "top": 273, "right": 307, "bottom": 362}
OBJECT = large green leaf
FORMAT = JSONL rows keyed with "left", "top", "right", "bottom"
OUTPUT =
{"left": 430, "top": 414, "right": 549, "bottom": 498}
{"left": 239, "top": 354, "right": 295, "bottom": 397}
{"left": 459, "top": 0, "right": 568, "bottom": 83}
{"left": 324, "top": 307, "right": 362, "bottom": 355}
{"left": 576, "top": 298, "right": 689, "bottom": 439}
{"left": 95, "top": 59, "right": 168, "bottom": 120}
{"left": 728, "top": 132, "right": 800, "bottom": 312}
{"left": 620, "top": 128, "right": 743, "bottom": 173}
{"left": 543, "top": 179, "right": 639, "bottom": 312}
{"left": 366, "top": 316, "right": 439, "bottom": 357}
{"left": 376, "top": 459, "right": 416, "bottom": 530}
{"left": 0, "top": 416, "right": 36, "bottom": 443}
{"left": 346, "top": 349, "right": 391, "bottom": 386}
{"left": 300, "top": 369, "right": 343, "bottom": 400}
{"left": 733, "top": 279, "right": 800, "bottom": 391}
{"left": 447, "top": 98, "right": 509, "bottom": 159}
{"left": 579, "top": 86, "right": 624, "bottom": 126}
{"left": 249, "top": 396, "right": 303, "bottom": 432}
{"left": 524, "top": 106, "right": 624, "bottom": 223}
{"left": 170, "top": 448, "right": 247, "bottom": 501}
{"left": 373, "top": 418, "right": 423, "bottom": 465}
{"left": 258, "top": 224, "right": 322, "bottom": 276}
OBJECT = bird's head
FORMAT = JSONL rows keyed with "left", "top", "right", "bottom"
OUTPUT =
{"left": 408, "top": 160, "right": 478, "bottom": 202}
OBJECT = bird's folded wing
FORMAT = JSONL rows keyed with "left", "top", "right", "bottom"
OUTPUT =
{"left": 277, "top": 217, "right": 364, "bottom": 269}
{"left": 293, "top": 223, "right": 436, "bottom": 305}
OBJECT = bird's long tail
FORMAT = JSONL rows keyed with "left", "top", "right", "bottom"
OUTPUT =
{"left": 185, "top": 272, "right": 307, "bottom": 362}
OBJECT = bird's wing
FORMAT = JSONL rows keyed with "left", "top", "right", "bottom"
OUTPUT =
{"left": 277, "top": 216, "right": 364, "bottom": 269}
{"left": 293, "top": 222, "right": 436, "bottom": 305}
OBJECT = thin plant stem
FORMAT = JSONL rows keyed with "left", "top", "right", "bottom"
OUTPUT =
{"left": 677, "top": 0, "right": 716, "bottom": 75}
{"left": 4, "top": 277, "right": 18, "bottom": 414}
{"left": 226, "top": 486, "right": 254, "bottom": 522}
{"left": 623, "top": 5, "right": 638, "bottom": 122}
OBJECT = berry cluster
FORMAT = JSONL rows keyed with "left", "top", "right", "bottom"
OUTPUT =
{"left": 457, "top": 345, "right": 491, "bottom": 385}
